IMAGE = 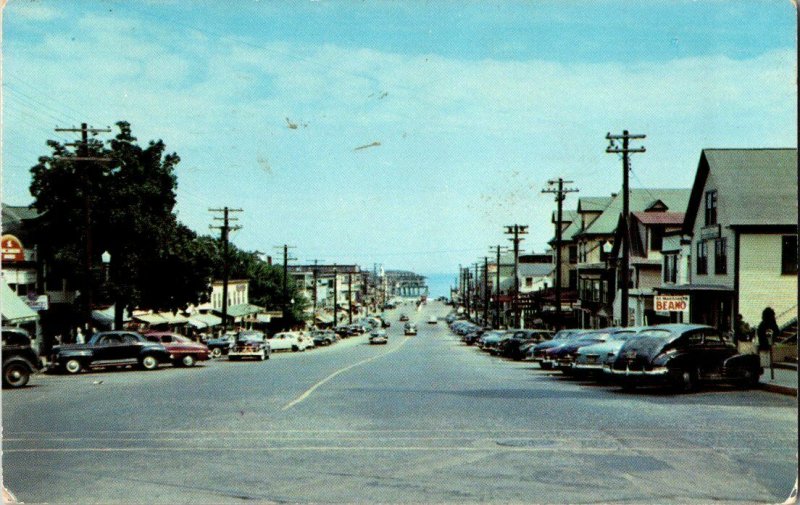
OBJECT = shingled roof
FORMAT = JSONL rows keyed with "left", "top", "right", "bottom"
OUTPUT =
{"left": 683, "top": 148, "right": 797, "bottom": 232}
{"left": 579, "top": 189, "right": 691, "bottom": 237}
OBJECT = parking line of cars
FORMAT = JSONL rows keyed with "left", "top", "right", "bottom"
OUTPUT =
{"left": 447, "top": 315, "right": 764, "bottom": 393}
{"left": 2, "top": 313, "right": 398, "bottom": 388}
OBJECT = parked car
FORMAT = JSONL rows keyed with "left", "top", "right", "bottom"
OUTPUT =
{"left": 2, "top": 327, "right": 40, "bottom": 388}
{"left": 311, "top": 330, "right": 338, "bottom": 346}
{"left": 49, "top": 331, "right": 171, "bottom": 374}
{"left": 479, "top": 330, "right": 515, "bottom": 353}
{"left": 404, "top": 323, "right": 417, "bottom": 336}
{"left": 206, "top": 333, "right": 235, "bottom": 358}
{"left": 268, "top": 331, "right": 314, "bottom": 352}
{"left": 428, "top": 316, "right": 438, "bottom": 324}
{"left": 608, "top": 324, "right": 762, "bottom": 392}
{"left": 573, "top": 327, "right": 644, "bottom": 377}
{"left": 369, "top": 329, "right": 388, "bottom": 345}
{"left": 228, "top": 330, "right": 270, "bottom": 361}
{"left": 544, "top": 328, "right": 619, "bottom": 372}
{"left": 498, "top": 329, "right": 554, "bottom": 360}
{"left": 144, "top": 332, "right": 210, "bottom": 367}
{"left": 528, "top": 329, "right": 584, "bottom": 368}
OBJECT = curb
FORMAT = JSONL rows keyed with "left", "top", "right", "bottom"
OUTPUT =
{"left": 759, "top": 383, "right": 798, "bottom": 397}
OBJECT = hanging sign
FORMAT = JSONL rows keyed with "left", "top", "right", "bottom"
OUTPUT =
{"left": 655, "top": 295, "right": 689, "bottom": 312}
{"left": 1, "top": 235, "right": 24, "bottom": 263}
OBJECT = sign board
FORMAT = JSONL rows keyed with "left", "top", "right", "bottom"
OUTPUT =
{"left": 654, "top": 295, "right": 689, "bottom": 313}
{"left": 1, "top": 235, "right": 24, "bottom": 263}
{"left": 700, "top": 225, "right": 721, "bottom": 240}
{"left": 25, "top": 294, "right": 49, "bottom": 311}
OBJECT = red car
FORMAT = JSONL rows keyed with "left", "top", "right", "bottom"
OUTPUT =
{"left": 144, "top": 332, "right": 210, "bottom": 367}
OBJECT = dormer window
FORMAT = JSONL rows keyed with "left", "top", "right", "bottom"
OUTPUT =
{"left": 704, "top": 190, "right": 717, "bottom": 225}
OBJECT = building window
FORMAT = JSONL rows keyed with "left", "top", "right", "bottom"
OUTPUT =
{"left": 568, "top": 270, "right": 577, "bottom": 290}
{"left": 568, "top": 245, "right": 577, "bottom": 264}
{"left": 782, "top": 235, "right": 798, "bottom": 275}
{"left": 663, "top": 254, "right": 677, "bottom": 284}
{"left": 525, "top": 277, "right": 533, "bottom": 287}
{"left": 696, "top": 241, "right": 708, "bottom": 275}
{"left": 650, "top": 227, "right": 663, "bottom": 252}
{"left": 704, "top": 190, "right": 717, "bottom": 225}
{"left": 714, "top": 238, "right": 727, "bottom": 275}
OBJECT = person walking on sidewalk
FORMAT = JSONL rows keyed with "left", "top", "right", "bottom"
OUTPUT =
{"left": 757, "top": 307, "right": 779, "bottom": 367}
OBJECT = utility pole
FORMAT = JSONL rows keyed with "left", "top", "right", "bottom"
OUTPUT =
{"left": 274, "top": 244, "right": 297, "bottom": 328}
{"left": 332, "top": 264, "right": 339, "bottom": 328}
{"left": 347, "top": 272, "right": 353, "bottom": 324}
{"left": 55, "top": 123, "right": 112, "bottom": 329}
{"left": 210, "top": 207, "right": 243, "bottom": 332}
{"left": 606, "top": 130, "right": 646, "bottom": 328}
{"left": 505, "top": 225, "right": 528, "bottom": 328}
{"left": 542, "top": 178, "right": 579, "bottom": 330}
{"left": 307, "top": 259, "right": 324, "bottom": 326}
{"left": 489, "top": 245, "right": 507, "bottom": 328}
{"left": 473, "top": 263, "right": 479, "bottom": 322}
{"left": 483, "top": 257, "right": 489, "bottom": 325}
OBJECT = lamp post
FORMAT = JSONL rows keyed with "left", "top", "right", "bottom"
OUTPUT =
{"left": 101, "top": 250, "right": 112, "bottom": 329}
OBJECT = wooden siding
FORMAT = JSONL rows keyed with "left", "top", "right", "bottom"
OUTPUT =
{"left": 738, "top": 233, "right": 797, "bottom": 326}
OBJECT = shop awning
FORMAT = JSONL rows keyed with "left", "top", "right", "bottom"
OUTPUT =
{"left": 133, "top": 313, "right": 169, "bottom": 325}
{"left": 1, "top": 279, "right": 39, "bottom": 324}
{"left": 255, "top": 314, "right": 272, "bottom": 323}
{"left": 187, "top": 313, "right": 222, "bottom": 328}
{"left": 158, "top": 312, "right": 189, "bottom": 324}
{"left": 218, "top": 303, "right": 263, "bottom": 318}
{"left": 655, "top": 284, "right": 734, "bottom": 293}
{"left": 92, "top": 305, "right": 131, "bottom": 325}
{"left": 315, "top": 314, "right": 334, "bottom": 324}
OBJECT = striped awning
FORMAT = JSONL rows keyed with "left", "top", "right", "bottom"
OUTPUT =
{"left": 188, "top": 313, "right": 222, "bottom": 328}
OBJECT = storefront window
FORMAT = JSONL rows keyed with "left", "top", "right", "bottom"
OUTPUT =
{"left": 782, "top": 235, "right": 798, "bottom": 275}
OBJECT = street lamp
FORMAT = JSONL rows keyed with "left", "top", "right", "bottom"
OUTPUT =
{"left": 101, "top": 250, "right": 111, "bottom": 282}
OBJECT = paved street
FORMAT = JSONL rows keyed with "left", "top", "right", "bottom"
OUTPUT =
{"left": 3, "top": 301, "right": 797, "bottom": 504}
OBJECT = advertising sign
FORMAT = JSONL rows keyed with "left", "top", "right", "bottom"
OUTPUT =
{"left": 654, "top": 295, "right": 689, "bottom": 312}
{"left": 1, "top": 235, "right": 24, "bottom": 263}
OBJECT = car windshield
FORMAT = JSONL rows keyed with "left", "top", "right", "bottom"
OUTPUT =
{"left": 610, "top": 331, "right": 637, "bottom": 341}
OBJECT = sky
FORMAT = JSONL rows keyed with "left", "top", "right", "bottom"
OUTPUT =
{"left": 2, "top": 1, "right": 797, "bottom": 279}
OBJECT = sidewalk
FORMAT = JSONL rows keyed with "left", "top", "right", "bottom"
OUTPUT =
{"left": 760, "top": 363, "right": 798, "bottom": 396}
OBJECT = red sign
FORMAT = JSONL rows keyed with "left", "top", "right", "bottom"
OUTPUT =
{"left": 655, "top": 295, "right": 689, "bottom": 312}
{"left": 1, "top": 235, "right": 24, "bottom": 263}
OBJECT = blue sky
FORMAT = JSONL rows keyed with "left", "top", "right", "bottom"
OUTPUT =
{"left": 2, "top": 1, "right": 796, "bottom": 277}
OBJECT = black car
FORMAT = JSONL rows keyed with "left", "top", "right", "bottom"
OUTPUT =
{"left": 498, "top": 330, "right": 553, "bottom": 360}
{"left": 609, "top": 324, "right": 761, "bottom": 392}
{"left": 312, "top": 330, "right": 338, "bottom": 346}
{"left": 49, "top": 331, "right": 171, "bottom": 374}
{"left": 206, "top": 334, "right": 234, "bottom": 358}
{"left": 228, "top": 330, "right": 270, "bottom": 361}
{"left": 2, "top": 327, "right": 40, "bottom": 388}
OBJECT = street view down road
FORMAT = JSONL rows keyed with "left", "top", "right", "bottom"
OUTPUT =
{"left": 3, "top": 302, "right": 797, "bottom": 504}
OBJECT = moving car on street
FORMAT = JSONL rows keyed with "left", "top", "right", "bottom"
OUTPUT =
{"left": 399, "top": 314, "right": 409, "bottom": 322}
{"left": 228, "top": 330, "right": 270, "bottom": 361}
{"left": 268, "top": 331, "right": 314, "bottom": 352}
{"left": 428, "top": 316, "right": 438, "bottom": 324}
{"left": 49, "top": 331, "right": 171, "bottom": 374}
{"left": 404, "top": 323, "right": 417, "bottom": 336}
{"left": 2, "top": 327, "right": 39, "bottom": 388}
{"left": 369, "top": 329, "right": 388, "bottom": 345}
{"left": 608, "top": 324, "right": 762, "bottom": 392}
{"left": 206, "top": 333, "right": 235, "bottom": 358}
{"left": 145, "top": 332, "right": 210, "bottom": 367}
{"left": 311, "top": 330, "right": 338, "bottom": 346}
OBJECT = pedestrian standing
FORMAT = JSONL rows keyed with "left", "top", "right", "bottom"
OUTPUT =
{"left": 75, "top": 327, "right": 85, "bottom": 344}
{"left": 757, "top": 307, "right": 779, "bottom": 367}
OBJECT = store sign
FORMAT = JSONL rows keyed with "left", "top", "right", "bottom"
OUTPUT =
{"left": 25, "top": 294, "right": 49, "bottom": 311}
{"left": 654, "top": 295, "right": 689, "bottom": 312}
{"left": 1, "top": 235, "right": 24, "bottom": 263}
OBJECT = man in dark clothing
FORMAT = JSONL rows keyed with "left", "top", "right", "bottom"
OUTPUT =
{"left": 757, "top": 307, "right": 780, "bottom": 352}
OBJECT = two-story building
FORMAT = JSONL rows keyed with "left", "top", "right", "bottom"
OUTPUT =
{"left": 656, "top": 148, "right": 797, "bottom": 335}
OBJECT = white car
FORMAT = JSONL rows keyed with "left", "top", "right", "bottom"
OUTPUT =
{"left": 369, "top": 329, "right": 388, "bottom": 345}
{"left": 428, "top": 316, "right": 438, "bottom": 324}
{"left": 268, "top": 332, "right": 315, "bottom": 352}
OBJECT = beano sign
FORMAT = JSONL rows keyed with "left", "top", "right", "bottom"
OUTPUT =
{"left": 654, "top": 295, "right": 689, "bottom": 313}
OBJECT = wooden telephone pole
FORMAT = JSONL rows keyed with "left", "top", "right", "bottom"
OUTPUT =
{"left": 505, "top": 225, "right": 528, "bottom": 328}
{"left": 542, "top": 178, "right": 579, "bottom": 330}
{"left": 210, "top": 207, "right": 242, "bottom": 331}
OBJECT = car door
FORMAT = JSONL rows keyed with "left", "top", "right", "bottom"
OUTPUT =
{"left": 92, "top": 334, "right": 118, "bottom": 363}
{"left": 699, "top": 329, "right": 734, "bottom": 377}
{"left": 117, "top": 333, "right": 143, "bottom": 363}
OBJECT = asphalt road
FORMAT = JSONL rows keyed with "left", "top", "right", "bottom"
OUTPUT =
{"left": 3, "top": 301, "right": 797, "bottom": 504}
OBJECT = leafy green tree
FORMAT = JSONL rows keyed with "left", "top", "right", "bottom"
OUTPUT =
{"left": 29, "top": 122, "right": 214, "bottom": 328}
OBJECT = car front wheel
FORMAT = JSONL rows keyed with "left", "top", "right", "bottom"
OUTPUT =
{"left": 211, "top": 348, "right": 222, "bottom": 358}
{"left": 181, "top": 355, "right": 196, "bottom": 367}
{"left": 3, "top": 363, "right": 31, "bottom": 388}
{"left": 64, "top": 359, "right": 83, "bottom": 374}
{"left": 675, "top": 367, "right": 698, "bottom": 393}
{"left": 140, "top": 355, "right": 159, "bottom": 371}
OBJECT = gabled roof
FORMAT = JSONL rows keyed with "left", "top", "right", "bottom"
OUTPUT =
{"left": 552, "top": 209, "right": 578, "bottom": 224}
{"left": 579, "top": 189, "right": 691, "bottom": 237}
{"left": 518, "top": 263, "right": 554, "bottom": 277}
{"left": 683, "top": 149, "right": 797, "bottom": 233}
{"left": 632, "top": 211, "right": 685, "bottom": 225}
{"left": 1, "top": 204, "right": 42, "bottom": 238}
{"left": 577, "top": 196, "right": 613, "bottom": 213}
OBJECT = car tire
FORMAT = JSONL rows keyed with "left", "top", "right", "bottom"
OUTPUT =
{"left": 140, "top": 355, "right": 159, "bottom": 371}
{"left": 64, "top": 359, "right": 83, "bottom": 374}
{"left": 675, "top": 367, "right": 698, "bottom": 393}
{"left": 742, "top": 367, "right": 760, "bottom": 388}
{"left": 3, "top": 363, "right": 31, "bottom": 388}
{"left": 291, "top": 345, "right": 299, "bottom": 352}
{"left": 211, "top": 348, "right": 222, "bottom": 359}
{"left": 181, "top": 355, "right": 196, "bottom": 367}
{"left": 259, "top": 350, "right": 266, "bottom": 361}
